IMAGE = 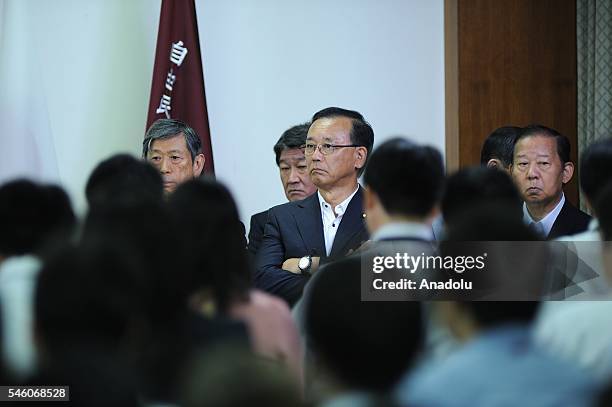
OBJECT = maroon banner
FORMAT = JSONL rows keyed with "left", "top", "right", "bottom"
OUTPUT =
{"left": 147, "top": 0, "right": 214, "bottom": 174}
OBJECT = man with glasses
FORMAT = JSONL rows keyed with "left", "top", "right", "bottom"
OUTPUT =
{"left": 254, "top": 107, "right": 373, "bottom": 306}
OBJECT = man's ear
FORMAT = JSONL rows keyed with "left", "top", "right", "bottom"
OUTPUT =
{"left": 354, "top": 146, "right": 367, "bottom": 171}
{"left": 486, "top": 158, "right": 503, "bottom": 170}
{"left": 193, "top": 153, "right": 205, "bottom": 177}
{"left": 561, "top": 161, "right": 574, "bottom": 184}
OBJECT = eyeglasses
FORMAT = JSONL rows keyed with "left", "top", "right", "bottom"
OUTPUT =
{"left": 301, "top": 143, "right": 361, "bottom": 156}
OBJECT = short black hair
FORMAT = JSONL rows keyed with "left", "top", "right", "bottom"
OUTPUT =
{"left": 273, "top": 123, "right": 310, "bottom": 166}
{"left": 305, "top": 256, "right": 422, "bottom": 392}
{"left": 0, "top": 180, "right": 75, "bottom": 257}
{"left": 514, "top": 124, "right": 571, "bottom": 164}
{"left": 311, "top": 107, "right": 374, "bottom": 176}
{"left": 441, "top": 167, "right": 523, "bottom": 226}
{"left": 364, "top": 138, "right": 444, "bottom": 217}
{"left": 580, "top": 137, "right": 612, "bottom": 207}
{"left": 597, "top": 181, "right": 612, "bottom": 241}
{"left": 86, "top": 154, "right": 164, "bottom": 209}
{"left": 167, "top": 178, "right": 250, "bottom": 314}
{"left": 480, "top": 126, "right": 521, "bottom": 167}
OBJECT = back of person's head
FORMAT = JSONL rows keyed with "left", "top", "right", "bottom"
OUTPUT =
{"left": 442, "top": 205, "right": 541, "bottom": 323}
{"left": 480, "top": 126, "right": 522, "bottom": 168}
{"left": 81, "top": 201, "right": 187, "bottom": 326}
{"left": 515, "top": 124, "right": 571, "bottom": 164}
{"left": 167, "top": 178, "right": 250, "bottom": 314}
{"left": 273, "top": 123, "right": 310, "bottom": 166}
{"left": 441, "top": 167, "right": 523, "bottom": 226}
{"left": 0, "top": 180, "right": 75, "bottom": 257}
{"left": 143, "top": 118, "right": 202, "bottom": 161}
{"left": 311, "top": 107, "right": 375, "bottom": 175}
{"left": 85, "top": 153, "right": 163, "bottom": 209}
{"left": 35, "top": 242, "right": 142, "bottom": 360}
{"left": 364, "top": 137, "right": 444, "bottom": 218}
{"left": 181, "top": 346, "right": 302, "bottom": 407}
{"left": 305, "top": 256, "right": 423, "bottom": 393}
{"left": 580, "top": 137, "right": 612, "bottom": 212}
{"left": 597, "top": 181, "right": 612, "bottom": 241}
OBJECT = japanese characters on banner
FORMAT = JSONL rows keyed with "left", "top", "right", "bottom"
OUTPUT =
{"left": 147, "top": 0, "right": 214, "bottom": 174}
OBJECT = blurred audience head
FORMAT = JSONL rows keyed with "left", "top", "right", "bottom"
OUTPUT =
{"left": 442, "top": 167, "right": 523, "bottom": 227}
{"left": 579, "top": 137, "right": 612, "bottom": 215}
{"left": 480, "top": 126, "right": 521, "bottom": 170}
{"left": 167, "top": 178, "right": 250, "bottom": 315}
{"left": 363, "top": 137, "right": 444, "bottom": 233}
{"left": 0, "top": 179, "right": 75, "bottom": 259}
{"left": 85, "top": 153, "right": 163, "bottom": 209}
{"left": 305, "top": 256, "right": 423, "bottom": 394}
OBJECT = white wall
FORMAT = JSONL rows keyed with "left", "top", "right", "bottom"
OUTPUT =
{"left": 0, "top": 0, "right": 445, "bottom": 229}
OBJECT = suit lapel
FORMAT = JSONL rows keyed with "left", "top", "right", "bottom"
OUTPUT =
{"left": 330, "top": 187, "right": 367, "bottom": 257}
{"left": 293, "top": 193, "right": 326, "bottom": 257}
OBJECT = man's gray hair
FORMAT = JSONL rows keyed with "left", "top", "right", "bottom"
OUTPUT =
{"left": 143, "top": 119, "right": 202, "bottom": 161}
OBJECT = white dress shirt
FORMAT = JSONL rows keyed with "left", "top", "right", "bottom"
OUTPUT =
{"left": 318, "top": 186, "right": 359, "bottom": 256}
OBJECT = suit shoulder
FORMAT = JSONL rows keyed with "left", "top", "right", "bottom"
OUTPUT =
{"left": 564, "top": 200, "right": 592, "bottom": 223}
{"left": 268, "top": 194, "right": 317, "bottom": 215}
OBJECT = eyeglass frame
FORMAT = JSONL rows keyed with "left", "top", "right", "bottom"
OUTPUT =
{"left": 301, "top": 142, "right": 362, "bottom": 156}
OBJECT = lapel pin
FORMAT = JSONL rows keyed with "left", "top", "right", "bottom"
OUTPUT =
{"left": 362, "top": 213, "right": 367, "bottom": 218}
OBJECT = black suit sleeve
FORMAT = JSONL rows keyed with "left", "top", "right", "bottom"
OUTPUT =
{"left": 247, "top": 211, "right": 267, "bottom": 257}
{"left": 254, "top": 208, "right": 308, "bottom": 306}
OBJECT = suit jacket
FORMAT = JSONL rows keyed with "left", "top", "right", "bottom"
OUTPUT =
{"left": 548, "top": 200, "right": 591, "bottom": 240}
{"left": 254, "top": 188, "right": 369, "bottom": 306}
{"left": 248, "top": 210, "right": 268, "bottom": 257}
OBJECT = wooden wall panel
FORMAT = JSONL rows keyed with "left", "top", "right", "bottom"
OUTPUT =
{"left": 446, "top": 0, "right": 579, "bottom": 203}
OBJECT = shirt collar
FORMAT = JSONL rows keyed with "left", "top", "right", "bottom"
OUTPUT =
{"left": 372, "top": 221, "right": 434, "bottom": 241}
{"left": 317, "top": 186, "right": 359, "bottom": 216}
{"left": 523, "top": 193, "right": 565, "bottom": 237}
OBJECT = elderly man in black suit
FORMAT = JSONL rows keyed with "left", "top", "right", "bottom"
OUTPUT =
{"left": 247, "top": 123, "right": 317, "bottom": 257}
{"left": 510, "top": 124, "right": 590, "bottom": 239}
{"left": 254, "top": 107, "right": 373, "bottom": 306}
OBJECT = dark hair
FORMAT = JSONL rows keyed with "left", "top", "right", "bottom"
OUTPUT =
{"left": 86, "top": 154, "right": 163, "bottom": 209}
{"left": 480, "top": 126, "right": 521, "bottom": 167}
{"left": 0, "top": 180, "right": 75, "bottom": 257}
{"left": 441, "top": 167, "right": 523, "bottom": 226}
{"left": 35, "top": 243, "right": 142, "bottom": 356}
{"left": 143, "top": 119, "right": 202, "bottom": 161}
{"left": 515, "top": 124, "right": 571, "bottom": 164}
{"left": 81, "top": 202, "right": 188, "bottom": 327}
{"left": 167, "top": 178, "right": 250, "bottom": 314}
{"left": 364, "top": 138, "right": 444, "bottom": 217}
{"left": 273, "top": 123, "right": 310, "bottom": 166}
{"left": 597, "top": 181, "right": 612, "bottom": 241}
{"left": 311, "top": 107, "right": 375, "bottom": 176}
{"left": 442, "top": 206, "right": 542, "bottom": 311}
{"left": 305, "top": 256, "right": 423, "bottom": 392}
{"left": 580, "top": 138, "right": 612, "bottom": 207}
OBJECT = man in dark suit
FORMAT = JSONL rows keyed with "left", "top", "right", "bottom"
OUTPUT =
{"left": 255, "top": 107, "right": 373, "bottom": 305}
{"left": 248, "top": 123, "right": 317, "bottom": 257}
{"left": 510, "top": 124, "right": 591, "bottom": 239}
